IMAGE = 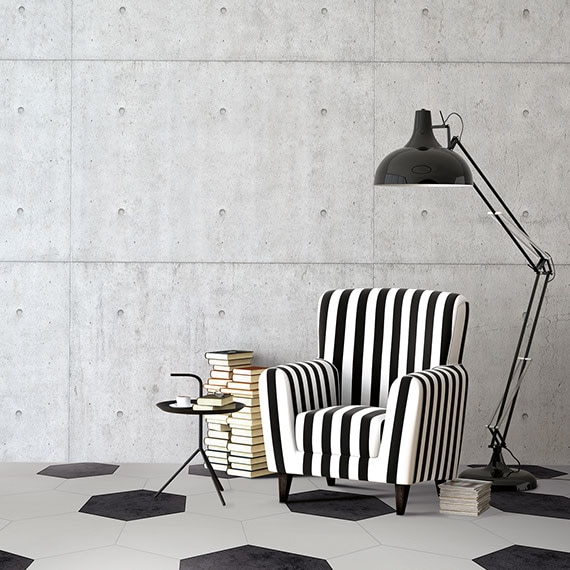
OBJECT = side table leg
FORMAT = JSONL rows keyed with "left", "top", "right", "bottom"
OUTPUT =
{"left": 154, "top": 447, "right": 200, "bottom": 498}
{"left": 201, "top": 448, "right": 226, "bottom": 506}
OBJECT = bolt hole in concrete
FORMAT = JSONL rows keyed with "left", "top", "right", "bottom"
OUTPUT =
{"left": 522, "top": 413, "right": 529, "bottom": 420}
{"left": 18, "top": 106, "right": 24, "bottom": 114}
{"left": 321, "top": 7, "right": 328, "bottom": 15}
{"left": 117, "top": 309, "right": 124, "bottom": 316}
{"left": 16, "top": 410, "right": 23, "bottom": 417}
{"left": 17, "top": 208, "right": 24, "bottom": 215}
{"left": 218, "top": 310, "right": 226, "bottom": 317}
{"left": 220, "top": 6, "right": 227, "bottom": 14}
{"left": 119, "top": 107, "right": 126, "bottom": 115}
{"left": 18, "top": 5, "right": 25, "bottom": 13}
{"left": 219, "top": 208, "right": 226, "bottom": 216}
{"left": 523, "top": 8, "right": 530, "bottom": 17}
{"left": 220, "top": 108, "right": 227, "bottom": 115}
{"left": 119, "top": 6, "right": 126, "bottom": 14}
{"left": 118, "top": 208, "right": 125, "bottom": 215}
{"left": 321, "top": 108, "right": 328, "bottom": 116}
{"left": 320, "top": 209, "right": 327, "bottom": 217}
{"left": 422, "top": 8, "right": 429, "bottom": 15}
{"left": 523, "top": 109, "right": 529, "bottom": 117}
{"left": 522, "top": 210, "right": 529, "bottom": 219}
{"left": 117, "top": 411, "right": 124, "bottom": 418}
{"left": 421, "top": 209, "right": 428, "bottom": 218}
{"left": 16, "top": 309, "right": 23, "bottom": 316}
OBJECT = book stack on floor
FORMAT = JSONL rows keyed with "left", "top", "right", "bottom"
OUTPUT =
{"left": 439, "top": 478, "right": 492, "bottom": 516}
{"left": 224, "top": 366, "right": 271, "bottom": 478}
{"left": 195, "top": 392, "right": 236, "bottom": 472}
{"left": 202, "top": 350, "right": 254, "bottom": 473}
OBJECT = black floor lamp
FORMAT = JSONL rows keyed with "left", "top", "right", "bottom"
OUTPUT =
{"left": 374, "top": 109, "right": 555, "bottom": 491}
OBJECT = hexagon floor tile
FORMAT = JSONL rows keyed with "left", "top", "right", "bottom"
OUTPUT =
{"left": 286, "top": 489, "right": 394, "bottom": 520}
{"left": 0, "top": 550, "right": 33, "bottom": 570}
{"left": 0, "top": 512, "right": 124, "bottom": 559}
{"left": 188, "top": 464, "right": 235, "bottom": 479}
{"left": 23, "top": 545, "right": 179, "bottom": 570}
{"left": 180, "top": 544, "right": 332, "bottom": 569}
{"left": 467, "top": 464, "right": 567, "bottom": 479}
{"left": 473, "top": 544, "right": 570, "bottom": 569}
{"left": 490, "top": 491, "right": 570, "bottom": 519}
{"left": 80, "top": 489, "right": 186, "bottom": 521}
{"left": 37, "top": 463, "right": 119, "bottom": 479}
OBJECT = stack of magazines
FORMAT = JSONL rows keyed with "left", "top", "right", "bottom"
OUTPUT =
{"left": 439, "top": 478, "right": 492, "bottom": 516}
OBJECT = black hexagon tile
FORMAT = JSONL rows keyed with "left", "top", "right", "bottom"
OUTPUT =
{"left": 0, "top": 550, "right": 34, "bottom": 570}
{"left": 490, "top": 492, "right": 570, "bottom": 519}
{"left": 38, "top": 462, "right": 119, "bottom": 479}
{"left": 187, "top": 464, "right": 235, "bottom": 479}
{"left": 180, "top": 545, "right": 331, "bottom": 569}
{"left": 80, "top": 489, "right": 185, "bottom": 521}
{"left": 467, "top": 464, "right": 567, "bottom": 479}
{"left": 474, "top": 545, "right": 570, "bottom": 569}
{"left": 286, "top": 489, "right": 394, "bottom": 520}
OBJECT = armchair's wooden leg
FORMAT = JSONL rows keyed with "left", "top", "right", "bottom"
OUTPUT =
{"left": 395, "top": 484, "right": 410, "bottom": 515}
{"left": 278, "top": 473, "right": 293, "bottom": 503}
{"left": 435, "top": 479, "right": 446, "bottom": 496}
{"left": 325, "top": 476, "right": 335, "bottom": 487}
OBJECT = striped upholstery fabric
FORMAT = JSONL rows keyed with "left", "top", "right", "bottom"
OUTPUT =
{"left": 295, "top": 406, "right": 386, "bottom": 457}
{"left": 318, "top": 288, "right": 469, "bottom": 408}
{"left": 259, "top": 287, "right": 469, "bottom": 489}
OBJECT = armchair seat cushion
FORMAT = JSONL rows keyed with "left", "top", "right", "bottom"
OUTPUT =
{"left": 295, "top": 405, "right": 386, "bottom": 459}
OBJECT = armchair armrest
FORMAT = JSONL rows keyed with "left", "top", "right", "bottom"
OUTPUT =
{"left": 378, "top": 364, "right": 468, "bottom": 485}
{"left": 259, "top": 359, "right": 339, "bottom": 473}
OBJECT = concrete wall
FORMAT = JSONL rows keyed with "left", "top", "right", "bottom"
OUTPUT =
{"left": 1, "top": 1, "right": 568, "bottom": 465}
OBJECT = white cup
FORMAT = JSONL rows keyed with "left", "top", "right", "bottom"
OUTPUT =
{"left": 176, "top": 395, "right": 192, "bottom": 407}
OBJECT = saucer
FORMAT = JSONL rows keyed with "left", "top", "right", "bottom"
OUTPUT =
{"left": 169, "top": 402, "right": 193, "bottom": 409}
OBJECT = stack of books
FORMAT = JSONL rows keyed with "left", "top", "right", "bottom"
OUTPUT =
{"left": 202, "top": 350, "right": 254, "bottom": 472}
{"left": 225, "top": 366, "right": 270, "bottom": 477}
{"left": 203, "top": 350, "right": 254, "bottom": 393}
{"left": 196, "top": 392, "right": 235, "bottom": 472}
{"left": 439, "top": 478, "right": 492, "bottom": 516}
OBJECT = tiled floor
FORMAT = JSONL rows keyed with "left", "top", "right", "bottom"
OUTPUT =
{"left": 0, "top": 462, "right": 568, "bottom": 569}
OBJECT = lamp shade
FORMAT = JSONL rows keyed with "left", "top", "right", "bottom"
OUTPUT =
{"left": 374, "top": 109, "right": 473, "bottom": 185}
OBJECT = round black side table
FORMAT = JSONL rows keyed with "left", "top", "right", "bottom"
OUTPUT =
{"left": 155, "top": 373, "right": 244, "bottom": 506}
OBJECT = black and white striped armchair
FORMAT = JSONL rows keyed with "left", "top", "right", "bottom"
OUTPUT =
{"left": 259, "top": 288, "right": 469, "bottom": 515}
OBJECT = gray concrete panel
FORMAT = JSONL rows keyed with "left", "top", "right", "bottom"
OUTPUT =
{"left": 73, "top": 1, "right": 373, "bottom": 61}
{"left": 0, "top": 1, "right": 71, "bottom": 60}
{"left": 69, "top": 262, "right": 372, "bottom": 462}
{"left": 376, "top": 1, "right": 570, "bottom": 63}
{"left": 374, "top": 63, "right": 570, "bottom": 265}
{"left": 374, "top": 263, "right": 569, "bottom": 466}
{"left": 71, "top": 61, "right": 373, "bottom": 264}
{"left": 0, "top": 262, "right": 69, "bottom": 461}
{"left": 0, "top": 61, "right": 71, "bottom": 261}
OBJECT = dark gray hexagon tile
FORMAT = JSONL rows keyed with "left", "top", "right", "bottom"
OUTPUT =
{"left": 0, "top": 550, "right": 34, "bottom": 570}
{"left": 467, "top": 465, "right": 567, "bottom": 479}
{"left": 490, "top": 492, "right": 570, "bottom": 520}
{"left": 286, "top": 489, "right": 394, "bottom": 520}
{"left": 180, "top": 544, "right": 331, "bottom": 569}
{"left": 474, "top": 544, "right": 570, "bottom": 569}
{"left": 80, "top": 489, "right": 185, "bottom": 521}
{"left": 187, "top": 464, "right": 235, "bottom": 479}
{"left": 38, "top": 462, "right": 119, "bottom": 479}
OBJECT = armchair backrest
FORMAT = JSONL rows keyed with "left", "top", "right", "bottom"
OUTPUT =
{"left": 318, "top": 288, "right": 469, "bottom": 408}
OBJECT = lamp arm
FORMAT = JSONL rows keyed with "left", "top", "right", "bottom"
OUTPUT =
{"left": 447, "top": 135, "right": 555, "bottom": 452}
{"left": 449, "top": 136, "right": 553, "bottom": 276}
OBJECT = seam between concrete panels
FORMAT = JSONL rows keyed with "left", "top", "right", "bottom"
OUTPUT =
{"left": 1, "top": 58, "right": 569, "bottom": 65}
{"left": 67, "top": 0, "right": 74, "bottom": 462}
{"left": 372, "top": 0, "right": 376, "bottom": 286}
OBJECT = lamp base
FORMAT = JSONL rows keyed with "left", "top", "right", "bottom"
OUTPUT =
{"left": 459, "top": 450, "right": 537, "bottom": 491}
